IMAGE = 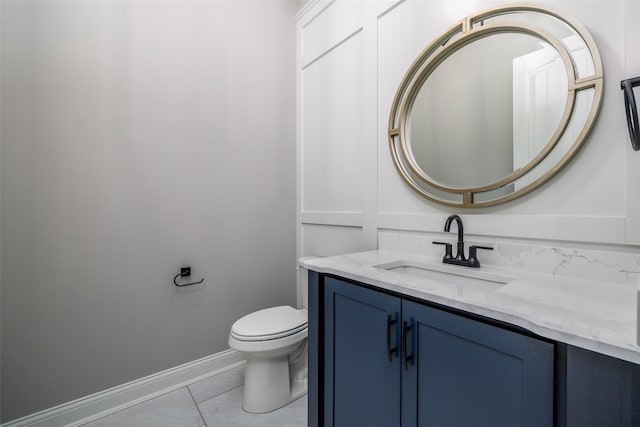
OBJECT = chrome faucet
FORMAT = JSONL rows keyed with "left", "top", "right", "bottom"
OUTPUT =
{"left": 433, "top": 214, "right": 493, "bottom": 268}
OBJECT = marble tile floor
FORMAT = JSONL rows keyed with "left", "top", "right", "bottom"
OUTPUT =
{"left": 80, "top": 366, "right": 308, "bottom": 427}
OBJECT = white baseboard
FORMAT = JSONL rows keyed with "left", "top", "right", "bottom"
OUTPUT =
{"left": 2, "top": 349, "right": 245, "bottom": 427}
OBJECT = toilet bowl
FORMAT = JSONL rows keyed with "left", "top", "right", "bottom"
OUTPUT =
{"left": 228, "top": 305, "right": 308, "bottom": 413}
{"left": 228, "top": 260, "right": 314, "bottom": 413}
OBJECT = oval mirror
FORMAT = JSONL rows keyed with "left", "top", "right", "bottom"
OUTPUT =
{"left": 388, "top": 5, "right": 603, "bottom": 207}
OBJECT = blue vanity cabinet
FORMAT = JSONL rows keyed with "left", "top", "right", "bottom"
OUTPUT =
{"left": 319, "top": 275, "right": 555, "bottom": 427}
{"left": 402, "top": 300, "right": 554, "bottom": 427}
{"left": 562, "top": 345, "right": 640, "bottom": 426}
{"left": 323, "top": 277, "right": 402, "bottom": 427}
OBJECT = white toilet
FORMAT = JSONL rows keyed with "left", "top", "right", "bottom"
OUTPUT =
{"left": 228, "top": 263, "right": 311, "bottom": 413}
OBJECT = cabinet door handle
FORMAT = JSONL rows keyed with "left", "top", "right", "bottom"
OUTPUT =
{"left": 402, "top": 320, "right": 413, "bottom": 370}
{"left": 387, "top": 314, "right": 397, "bottom": 361}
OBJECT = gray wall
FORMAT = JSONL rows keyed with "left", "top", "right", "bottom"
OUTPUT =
{"left": 0, "top": 0, "right": 298, "bottom": 421}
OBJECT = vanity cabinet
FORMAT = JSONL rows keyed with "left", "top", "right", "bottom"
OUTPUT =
{"left": 318, "top": 275, "right": 554, "bottom": 427}
{"left": 562, "top": 345, "right": 640, "bottom": 426}
{"left": 323, "top": 277, "right": 401, "bottom": 426}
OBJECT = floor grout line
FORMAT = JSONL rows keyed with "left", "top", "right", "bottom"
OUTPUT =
{"left": 187, "top": 386, "right": 209, "bottom": 427}
{"left": 197, "top": 383, "right": 245, "bottom": 407}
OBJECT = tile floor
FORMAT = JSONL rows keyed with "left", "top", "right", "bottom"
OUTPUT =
{"left": 80, "top": 366, "right": 308, "bottom": 427}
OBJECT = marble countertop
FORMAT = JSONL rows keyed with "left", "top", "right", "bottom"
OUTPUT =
{"left": 302, "top": 249, "right": 640, "bottom": 364}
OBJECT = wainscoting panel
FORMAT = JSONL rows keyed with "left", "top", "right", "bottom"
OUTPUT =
{"left": 301, "top": 224, "right": 369, "bottom": 258}
{"left": 297, "top": 0, "right": 634, "bottom": 261}
{"left": 299, "top": 0, "right": 363, "bottom": 67}
{"left": 301, "top": 29, "right": 365, "bottom": 214}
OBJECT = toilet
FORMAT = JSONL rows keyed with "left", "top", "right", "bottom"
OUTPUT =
{"left": 228, "top": 262, "right": 312, "bottom": 413}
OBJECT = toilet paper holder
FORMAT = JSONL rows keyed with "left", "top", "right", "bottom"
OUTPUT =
{"left": 173, "top": 266, "right": 204, "bottom": 287}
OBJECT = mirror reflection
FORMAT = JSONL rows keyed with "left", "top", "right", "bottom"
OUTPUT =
{"left": 410, "top": 33, "right": 567, "bottom": 189}
{"left": 478, "top": 12, "right": 595, "bottom": 79}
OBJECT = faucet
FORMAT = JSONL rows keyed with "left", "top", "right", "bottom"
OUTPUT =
{"left": 433, "top": 214, "right": 493, "bottom": 268}
{"left": 444, "top": 214, "right": 465, "bottom": 262}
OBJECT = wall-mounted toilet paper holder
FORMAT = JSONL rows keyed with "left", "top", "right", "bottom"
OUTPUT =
{"left": 173, "top": 266, "right": 204, "bottom": 287}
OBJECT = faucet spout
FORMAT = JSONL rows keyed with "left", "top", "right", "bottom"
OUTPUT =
{"left": 444, "top": 214, "right": 465, "bottom": 261}
{"left": 444, "top": 214, "right": 464, "bottom": 243}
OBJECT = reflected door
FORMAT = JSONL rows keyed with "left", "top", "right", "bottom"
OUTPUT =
{"left": 513, "top": 43, "right": 567, "bottom": 189}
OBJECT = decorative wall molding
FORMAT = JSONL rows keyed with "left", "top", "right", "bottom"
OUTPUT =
{"left": 295, "top": 0, "right": 332, "bottom": 25}
{"left": 298, "top": 0, "right": 362, "bottom": 66}
{"left": 1, "top": 350, "right": 244, "bottom": 427}
{"left": 301, "top": 27, "right": 363, "bottom": 70}
{"left": 301, "top": 211, "right": 364, "bottom": 227}
{"left": 377, "top": 0, "right": 406, "bottom": 20}
{"left": 378, "top": 213, "right": 627, "bottom": 245}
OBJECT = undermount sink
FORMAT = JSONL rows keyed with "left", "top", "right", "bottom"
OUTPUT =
{"left": 375, "top": 260, "right": 515, "bottom": 287}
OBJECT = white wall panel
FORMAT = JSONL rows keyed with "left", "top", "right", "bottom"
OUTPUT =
{"left": 378, "top": 213, "right": 626, "bottom": 245}
{"left": 378, "top": 0, "right": 448, "bottom": 214}
{"left": 298, "top": 0, "right": 638, "bottom": 265}
{"left": 301, "top": 224, "right": 369, "bottom": 258}
{"left": 302, "top": 30, "right": 365, "bottom": 213}
{"left": 301, "top": 212, "right": 363, "bottom": 227}
{"left": 300, "top": 0, "right": 363, "bottom": 67}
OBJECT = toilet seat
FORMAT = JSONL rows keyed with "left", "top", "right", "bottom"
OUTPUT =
{"left": 230, "top": 306, "right": 307, "bottom": 342}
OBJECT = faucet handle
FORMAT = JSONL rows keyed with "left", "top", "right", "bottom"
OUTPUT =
{"left": 432, "top": 241, "right": 453, "bottom": 261}
{"left": 467, "top": 245, "right": 493, "bottom": 268}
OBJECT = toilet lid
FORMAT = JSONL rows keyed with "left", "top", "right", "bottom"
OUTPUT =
{"left": 231, "top": 306, "right": 307, "bottom": 341}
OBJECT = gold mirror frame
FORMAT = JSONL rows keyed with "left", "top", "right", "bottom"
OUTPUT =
{"left": 388, "top": 4, "right": 604, "bottom": 208}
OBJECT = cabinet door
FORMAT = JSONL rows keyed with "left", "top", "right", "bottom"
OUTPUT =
{"left": 324, "top": 278, "right": 402, "bottom": 427}
{"left": 402, "top": 300, "right": 554, "bottom": 427}
{"left": 564, "top": 345, "right": 640, "bottom": 427}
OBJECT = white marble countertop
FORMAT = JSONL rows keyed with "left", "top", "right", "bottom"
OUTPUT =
{"left": 302, "top": 249, "right": 640, "bottom": 364}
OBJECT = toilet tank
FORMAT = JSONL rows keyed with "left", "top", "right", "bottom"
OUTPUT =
{"left": 297, "top": 257, "right": 317, "bottom": 311}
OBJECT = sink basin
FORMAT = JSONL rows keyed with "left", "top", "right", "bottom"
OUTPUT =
{"left": 375, "top": 260, "right": 515, "bottom": 287}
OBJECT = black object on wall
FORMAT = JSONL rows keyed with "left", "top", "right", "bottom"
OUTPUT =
{"left": 173, "top": 266, "right": 204, "bottom": 287}
{"left": 621, "top": 77, "right": 640, "bottom": 150}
